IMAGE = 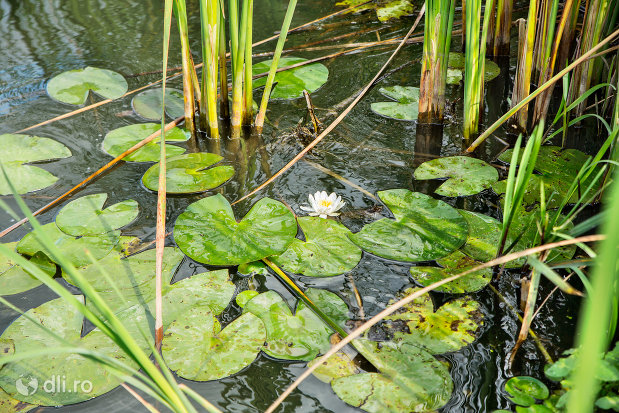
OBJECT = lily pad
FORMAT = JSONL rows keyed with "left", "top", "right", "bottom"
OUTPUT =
{"left": 349, "top": 189, "right": 468, "bottom": 262}
{"left": 332, "top": 340, "right": 453, "bottom": 412}
{"left": 0, "top": 242, "right": 56, "bottom": 296}
{"left": 409, "top": 250, "right": 492, "bottom": 293}
{"left": 17, "top": 223, "right": 120, "bottom": 267}
{"left": 142, "top": 153, "right": 234, "bottom": 194}
{"left": 162, "top": 309, "right": 266, "bottom": 381}
{"left": 252, "top": 57, "right": 329, "bottom": 99}
{"left": 102, "top": 123, "right": 190, "bottom": 162}
{"left": 504, "top": 376, "right": 550, "bottom": 406}
{"left": 447, "top": 68, "right": 463, "bottom": 85}
{"left": 0, "top": 388, "right": 36, "bottom": 413}
{"left": 309, "top": 351, "right": 361, "bottom": 383}
{"left": 448, "top": 52, "right": 501, "bottom": 82}
{"left": 0, "top": 134, "right": 72, "bottom": 196}
{"left": 236, "top": 290, "right": 260, "bottom": 307}
{"left": 46, "top": 67, "right": 128, "bottom": 105}
{"left": 55, "top": 193, "right": 139, "bottom": 236}
{"left": 336, "top": 0, "right": 415, "bottom": 22}
{"left": 237, "top": 261, "right": 269, "bottom": 277}
{"left": 131, "top": 88, "right": 185, "bottom": 120}
{"left": 271, "top": 216, "right": 362, "bottom": 277}
{"left": 414, "top": 156, "right": 499, "bottom": 197}
{"left": 370, "top": 86, "right": 419, "bottom": 121}
{"left": 384, "top": 287, "right": 484, "bottom": 354}
{"left": 174, "top": 194, "right": 297, "bottom": 266}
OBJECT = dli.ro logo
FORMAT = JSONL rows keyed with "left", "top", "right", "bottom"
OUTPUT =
{"left": 15, "top": 375, "right": 93, "bottom": 396}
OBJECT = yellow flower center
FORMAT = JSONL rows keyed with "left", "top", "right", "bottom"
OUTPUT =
{"left": 319, "top": 200, "right": 332, "bottom": 208}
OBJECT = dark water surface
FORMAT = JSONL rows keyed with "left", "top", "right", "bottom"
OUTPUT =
{"left": 0, "top": 0, "right": 585, "bottom": 411}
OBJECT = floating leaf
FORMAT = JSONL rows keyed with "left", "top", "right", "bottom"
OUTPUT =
{"left": 384, "top": 287, "right": 484, "bottom": 354}
{"left": 46, "top": 67, "right": 128, "bottom": 105}
{"left": 447, "top": 68, "right": 463, "bottom": 85}
{"left": 349, "top": 189, "right": 468, "bottom": 262}
{"left": 409, "top": 250, "right": 492, "bottom": 293}
{"left": 252, "top": 57, "right": 329, "bottom": 99}
{"left": 174, "top": 194, "right": 297, "bottom": 266}
{"left": 0, "top": 134, "right": 72, "bottom": 195}
{"left": 131, "top": 88, "right": 185, "bottom": 120}
{"left": 0, "top": 388, "right": 36, "bottom": 413}
{"left": 309, "top": 351, "right": 360, "bottom": 383}
{"left": 236, "top": 290, "right": 260, "bottom": 307}
{"left": 332, "top": 340, "right": 453, "bottom": 412}
{"left": 504, "top": 376, "right": 550, "bottom": 406}
{"left": 237, "top": 261, "right": 269, "bottom": 277}
{"left": 142, "top": 153, "right": 234, "bottom": 194}
{"left": 162, "top": 309, "right": 266, "bottom": 381}
{"left": 102, "top": 123, "right": 189, "bottom": 162}
{"left": 0, "top": 242, "right": 56, "bottom": 296}
{"left": 370, "top": 86, "right": 419, "bottom": 121}
{"left": 17, "top": 223, "right": 120, "bottom": 267}
{"left": 271, "top": 217, "right": 361, "bottom": 277}
{"left": 336, "top": 0, "right": 415, "bottom": 21}
{"left": 448, "top": 52, "right": 500, "bottom": 82}
{"left": 55, "top": 193, "right": 139, "bottom": 236}
{"left": 414, "top": 156, "right": 499, "bottom": 197}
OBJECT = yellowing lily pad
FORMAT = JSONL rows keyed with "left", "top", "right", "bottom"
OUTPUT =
{"left": 102, "top": 123, "right": 189, "bottom": 162}
{"left": 0, "top": 242, "right": 56, "bottom": 296}
{"left": 46, "top": 67, "right": 127, "bottom": 105}
{"left": 142, "top": 153, "right": 234, "bottom": 194}
{"left": 131, "top": 88, "right": 185, "bottom": 120}
{"left": 270, "top": 216, "right": 362, "bottom": 277}
{"left": 448, "top": 52, "right": 500, "bottom": 82}
{"left": 0, "top": 134, "right": 72, "bottom": 195}
{"left": 253, "top": 57, "right": 329, "bottom": 99}
{"left": 414, "top": 156, "right": 499, "bottom": 197}
{"left": 309, "top": 351, "right": 361, "bottom": 383}
{"left": 370, "top": 86, "right": 419, "bottom": 121}
{"left": 336, "top": 0, "right": 415, "bottom": 22}
{"left": 55, "top": 193, "right": 139, "bottom": 236}
{"left": 174, "top": 194, "right": 297, "bottom": 266}
{"left": 349, "top": 189, "right": 468, "bottom": 262}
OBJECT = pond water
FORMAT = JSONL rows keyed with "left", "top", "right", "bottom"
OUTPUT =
{"left": 0, "top": 0, "right": 590, "bottom": 412}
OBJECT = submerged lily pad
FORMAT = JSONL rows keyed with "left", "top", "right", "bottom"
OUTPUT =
{"left": 336, "top": 0, "right": 415, "bottom": 21}
{"left": 0, "top": 134, "right": 72, "bottom": 195}
{"left": 350, "top": 189, "right": 468, "bottom": 262}
{"left": 414, "top": 156, "right": 498, "bottom": 197}
{"left": 384, "top": 287, "right": 484, "bottom": 354}
{"left": 102, "top": 123, "right": 190, "bottom": 162}
{"left": 309, "top": 351, "right": 361, "bottom": 383}
{"left": 46, "top": 67, "right": 128, "bottom": 105}
{"left": 163, "top": 309, "right": 266, "bottom": 381}
{"left": 252, "top": 57, "right": 329, "bottom": 99}
{"left": 174, "top": 194, "right": 297, "bottom": 266}
{"left": 142, "top": 153, "right": 234, "bottom": 194}
{"left": 332, "top": 339, "right": 453, "bottom": 412}
{"left": 448, "top": 52, "right": 501, "bottom": 82}
{"left": 131, "top": 88, "right": 185, "bottom": 120}
{"left": 409, "top": 250, "right": 492, "bottom": 293}
{"left": 370, "top": 86, "right": 419, "bottom": 121}
{"left": 0, "top": 242, "right": 56, "bottom": 296}
{"left": 55, "top": 193, "right": 139, "bottom": 236}
{"left": 271, "top": 216, "right": 362, "bottom": 277}
{"left": 17, "top": 223, "right": 120, "bottom": 267}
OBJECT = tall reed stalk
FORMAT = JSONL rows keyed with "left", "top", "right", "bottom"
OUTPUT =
{"left": 173, "top": 0, "right": 196, "bottom": 136}
{"left": 229, "top": 0, "right": 252, "bottom": 137}
{"left": 243, "top": 0, "right": 254, "bottom": 126}
{"left": 219, "top": 6, "right": 230, "bottom": 119}
{"left": 417, "top": 0, "right": 456, "bottom": 123}
{"left": 200, "top": 0, "right": 220, "bottom": 138}
{"left": 491, "top": 0, "right": 513, "bottom": 55}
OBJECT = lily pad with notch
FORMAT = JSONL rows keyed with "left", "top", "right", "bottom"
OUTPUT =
{"left": 102, "top": 123, "right": 190, "bottom": 162}
{"left": 131, "top": 88, "right": 185, "bottom": 120}
{"left": 370, "top": 86, "right": 419, "bottom": 121}
{"left": 252, "top": 57, "right": 329, "bottom": 99}
{"left": 142, "top": 153, "right": 234, "bottom": 194}
{"left": 46, "top": 67, "right": 128, "bottom": 105}
{"left": 349, "top": 189, "right": 468, "bottom": 262}
{"left": 0, "top": 242, "right": 56, "bottom": 296}
{"left": 448, "top": 52, "right": 501, "bottom": 82}
{"left": 414, "top": 156, "right": 499, "bottom": 197}
{"left": 0, "top": 134, "right": 72, "bottom": 196}
{"left": 174, "top": 194, "right": 297, "bottom": 266}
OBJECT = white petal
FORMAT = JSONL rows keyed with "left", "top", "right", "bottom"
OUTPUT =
{"left": 299, "top": 205, "right": 313, "bottom": 212}
{"left": 319, "top": 213, "right": 328, "bottom": 219}
{"left": 309, "top": 212, "right": 320, "bottom": 216}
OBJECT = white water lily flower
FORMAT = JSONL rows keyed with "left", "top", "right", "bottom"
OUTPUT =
{"left": 299, "top": 191, "right": 345, "bottom": 219}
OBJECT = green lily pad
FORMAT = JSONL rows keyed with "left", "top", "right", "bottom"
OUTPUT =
{"left": 243, "top": 288, "right": 348, "bottom": 361}
{"left": 447, "top": 68, "right": 463, "bottom": 85}
{"left": 309, "top": 351, "right": 361, "bottom": 383}
{"left": 55, "top": 193, "right": 139, "bottom": 236}
{"left": 131, "top": 88, "right": 185, "bottom": 120}
{"left": 448, "top": 52, "right": 501, "bottom": 82}
{"left": 162, "top": 309, "right": 266, "bottom": 381}
{"left": 0, "top": 296, "right": 145, "bottom": 406}
{"left": 349, "top": 189, "right": 468, "bottom": 262}
{"left": 46, "top": 67, "right": 128, "bottom": 105}
{"left": 414, "top": 156, "right": 499, "bottom": 197}
{"left": 0, "top": 134, "right": 72, "bottom": 196}
{"left": 252, "top": 57, "right": 329, "bottom": 99}
{"left": 0, "top": 242, "right": 56, "bottom": 296}
{"left": 336, "top": 0, "right": 415, "bottom": 21}
{"left": 409, "top": 250, "right": 492, "bottom": 293}
{"left": 332, "top": 339, "right": 453, "bottom": 412}
{"left": 504, "top": 376, "right": 550, "bottom": 406}
{"left": 384, "top": 287, "right": 484, "bottom": 354}
{"left": 17, "top": 223, "right": 120, "bottom": 267}
{"left": 271, "top": 216, "right": 362, "bottom": 277}
{"left": 370, "top": 86, "right": 419, "bottom": 121}
{"left": 174, "top": 194, "right": 297, "bottom": 266}
{"left": 141, "top": 153, "right": 234, "bottom": 194}
{"left": 102, "top": 123, "right": 190, "bottom": 162}
{"left": 236, "top": 290, "right": 260, "bottom": 307}
{"left": 237, "top": 261, "right": 269, "bottom": 277}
